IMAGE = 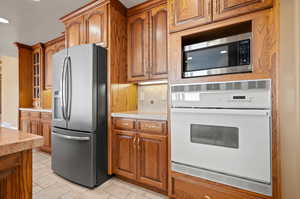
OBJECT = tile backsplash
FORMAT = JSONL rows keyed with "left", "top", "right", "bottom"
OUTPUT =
{"left": 138, "top": 84, "right": 168, "bottom": 113}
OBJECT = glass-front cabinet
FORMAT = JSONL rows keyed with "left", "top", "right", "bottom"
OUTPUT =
{"left": 32, "top": 43, "right": 44, "bottom": 108}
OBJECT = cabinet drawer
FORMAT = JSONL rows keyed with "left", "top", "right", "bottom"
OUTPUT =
{"left": 41, "top": 112, "right": 52, "bottom": 121}
{"left": 114, "top": 118, "right": 136, "bottom": 131}
{"left": 137, "top": 120, "right": 167, "bottom": 135}
{"left": 0, "top": 153, "right": 21, "bottom": 173}
{"left": 20, "top": 111, "right": 30, "bottom": 118}
{"left": 30, "top": 112, "right": 41, "bottom": 119}
{"left": 171, "top": 172, "right": 262, "bottom": 199}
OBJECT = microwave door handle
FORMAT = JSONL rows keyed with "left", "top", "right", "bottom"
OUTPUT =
{"left": 171, "top": 108, "right": 271, "bottom": 116}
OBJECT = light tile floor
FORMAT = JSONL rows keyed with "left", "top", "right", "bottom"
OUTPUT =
{"left": 32, "top": 150, "right": 167, "bottom": 199}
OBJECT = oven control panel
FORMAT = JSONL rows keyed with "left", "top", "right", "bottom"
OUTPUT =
{"left": 171, "top": 79, "right": 272, "bottom": 109}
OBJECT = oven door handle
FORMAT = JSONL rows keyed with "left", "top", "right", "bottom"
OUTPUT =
{"left": 170, "top": 108, "right": 271, "bottom": 116}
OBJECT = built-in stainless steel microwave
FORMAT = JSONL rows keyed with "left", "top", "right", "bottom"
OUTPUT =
{"left": 183, "top": 33, "right": 252, "bottom": 78}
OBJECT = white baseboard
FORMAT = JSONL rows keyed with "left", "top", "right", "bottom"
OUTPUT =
{"left": 0, "top": 122, "right": 18, "bottom": 130}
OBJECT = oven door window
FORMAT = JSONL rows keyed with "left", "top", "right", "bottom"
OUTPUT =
{"left": 184, "top": 43, "right": 238, "bottom": 72}
{"left": 191, "top": 124, "right": 239, "bottom": 149}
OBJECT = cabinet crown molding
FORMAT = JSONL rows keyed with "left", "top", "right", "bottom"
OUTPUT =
{"left": 127, "top": 0, "right": 167, "bottom": 17}
{"left": 60, "top": 0, "right": 108, "bottom": 22}
{"left": 44, "top": 34, "right": 65, "bottom": 47}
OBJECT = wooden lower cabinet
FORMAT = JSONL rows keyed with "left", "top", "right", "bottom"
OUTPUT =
{"left": 170, "top": 172, "right": 267, "bottom": 199}
{"left": 20, "top": 115, "right": 31, "bottom": 133}
{"left": 20, "top": 111, "right": 52, "bottom": 153}
{"left": 30, "top": 118, "right": 41, "bottom": 136}
{"left": 113, "top": 118, "right": 168, "bottom": 192}
{"left": 40, "top": 113, "right": 52, "bottom": 153}
{"left": 137, "top": 133, "right": 167, "bottom": 191}
{"left": 0, "top": 150, "right": 32, "bottom": 199}
{"left": 113, "top": 130, "right": 137, "bottom": 180}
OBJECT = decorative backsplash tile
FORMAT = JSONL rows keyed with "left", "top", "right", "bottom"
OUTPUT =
{"left": 138, "top": 84, "right": 168, "bottom": 113}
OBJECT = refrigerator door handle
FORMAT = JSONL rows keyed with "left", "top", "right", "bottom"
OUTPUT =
{"left": 60, "top": 57, "right": 68, "bottom": 121}
{"left": 66, "top": 56, "right": 72, "bottom": 122}
{"left": 52, "top": 132, "right": 90, "bottom": 141}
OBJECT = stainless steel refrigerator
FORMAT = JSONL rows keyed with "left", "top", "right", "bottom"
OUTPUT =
{"left": 51, "top": 44, "right": 109, "bottom": 188}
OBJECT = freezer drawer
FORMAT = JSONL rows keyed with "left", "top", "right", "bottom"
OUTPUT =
{"left": 51, "top": 129, "right": 96, "bottom": 187}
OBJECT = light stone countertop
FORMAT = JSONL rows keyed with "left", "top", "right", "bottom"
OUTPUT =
{"left": 0, "top": 128, "right": 44, "bottom": 157}
{"left": 111, "top": 111, "right": 167, "bottom": 121}
{"left": 19, "top": 108, "right": 52, "bottom": 113}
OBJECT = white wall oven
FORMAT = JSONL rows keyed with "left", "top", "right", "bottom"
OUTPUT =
{"left": 170, "top": 79, "right": 272, "bottom": 196}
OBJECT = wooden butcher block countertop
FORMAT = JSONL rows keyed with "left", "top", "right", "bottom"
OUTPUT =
{"left": 0, "top": 127, "right": 43, "bottom": 157}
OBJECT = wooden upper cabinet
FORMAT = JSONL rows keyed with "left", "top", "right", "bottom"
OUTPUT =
{"left": 84, "top": 5, "right": 108, "bottom": 47}
{"left": 150, "top": 5, "right": 168, "bottom": 80}
{"left": 45, "top": 37, "right": 65, "bottom": 89}
{"left": 32, "top": 44, "right": 44, "bottom": 108}
{"left": 127, "top": 12, "right": 150, "bottom": 82}
{"left": 44, "top": 45, "right": 56, "bottom": 89}
{"left": 169, "top": 0, "right": 212, "bottom": 32}
{"left": 65, "top": 16, "right": 84, "bottom": 48}
{"left": 113, "top": 131, "right": 137, "bottom": 180}
{"left": 56, "top": 40, "right": 65, "bottom": 52}
{"left": 213, "top": 0, "right": 273, "bottom": 21}
{"left": 137, "top": 133, "right": 168, "bottom": 191}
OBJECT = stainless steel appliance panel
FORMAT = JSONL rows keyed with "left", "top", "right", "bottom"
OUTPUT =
{"left": 52, "top": 49, "right": 68, "bottom": 128}
{"left": 66, "top": 44, "right": 97, "bottom": 132}
{"left": 51, "top": 128, "right": 96, "bottom": 187}
{"left": 183, "top": 33, "right": 252, "bottom": 78}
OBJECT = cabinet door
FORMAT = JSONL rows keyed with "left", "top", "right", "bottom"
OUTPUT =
{"left": 113, "top": 131, "right": 137, "bottom": 180}
{"left": 169, "top": 0, "right": 212, "bottom": 32}
{"left": 55, "top": 40, "right": 65, "bottom": 53}
{"left": 137, "top": 133, "right": 168, "bottom": 191}
{"left": 44, "top": 45, "right": 56, "bottom": 89}
{"left": 20, "top": 119, "right": 31, "bottom": 133}
{"left": 65, "top": 16, "right": 84, "bottom": 48}
{"left": 30, "top": 119, "right": 40, "bottom": 135}
{"left": 41, "top": 120, "right": 51, "bottom": 152}
{"left": 32, "top": 46, "right": 43, "bottom": 108}
{"left": 85, "top": 5, "right": 107, "bottom": 47}
{"left": 127, "top": 12, "right": 150, "bottom": 82}
{"left": 150, "top": 5, "right": 168, "bottom": 80}
{"left": 213, "top": 0, "right": 273, "bottom": 21}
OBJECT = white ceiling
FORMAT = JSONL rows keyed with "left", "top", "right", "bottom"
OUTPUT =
{"left": 0, "top": 0, "right": 147, "bottom": 57}
{"left": 120, "top": 0, "right": 147, "bottom": 8}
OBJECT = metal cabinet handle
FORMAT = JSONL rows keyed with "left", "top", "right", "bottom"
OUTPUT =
{"left": 137, "top": 137, "right": 141, "bottom": 150}
{"left": 204, "top": 195, "right": 212, "bottom": 199}
{"left": 146, "top": 125, "right": 158, "bottom": 129}
{"left": 52, "top": 132, "right": 90, "bottom": 141}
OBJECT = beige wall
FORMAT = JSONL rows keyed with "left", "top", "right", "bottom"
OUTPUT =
{"left": 0, "top": 56, "right": 19, "bottom": 128}
{"left": 279, "top": 0, "right": 300, "bottom": 198}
